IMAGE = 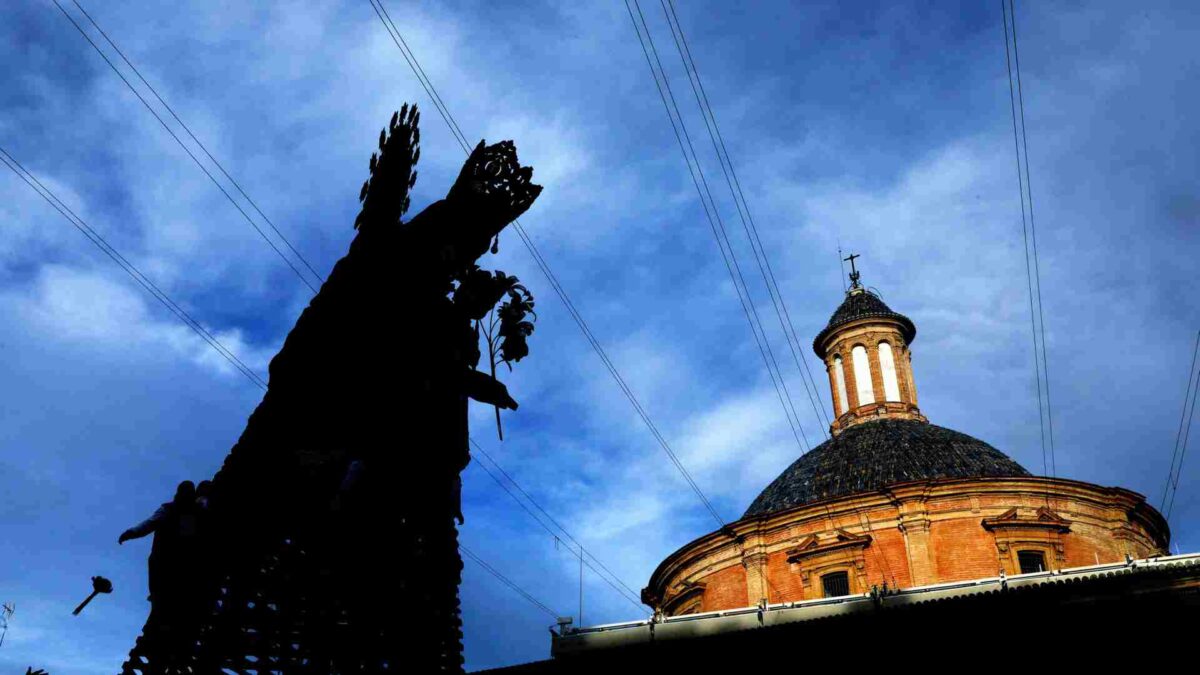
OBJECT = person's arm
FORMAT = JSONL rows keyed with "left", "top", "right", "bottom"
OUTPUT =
{"left": 118, "top": 505, "right": 169, "bottom": 544}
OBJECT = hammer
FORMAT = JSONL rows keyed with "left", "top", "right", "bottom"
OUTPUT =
{"left": 72, "top": 576, "right": 113, "bottom": 616}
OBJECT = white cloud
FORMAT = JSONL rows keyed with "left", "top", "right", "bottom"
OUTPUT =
{"left": 7, "top": 264, "right": 271, "bottom": 381}
{"left": 0, "top": 171, "right": 89, "bottom": 269}
{"left": 4, "top": 1, "right": 1200, "bottom": 672}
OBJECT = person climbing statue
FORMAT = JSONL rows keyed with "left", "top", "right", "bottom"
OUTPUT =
{"left": 118, "top": 480, "right": 204, "bottom": 642}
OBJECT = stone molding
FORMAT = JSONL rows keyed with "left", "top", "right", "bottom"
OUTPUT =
{"left": 785, "top": 529, "right": 873, "bottom": 564}
{"left": 983, "top": 507, "right": 1072, "bottom": 572}
{"left": 981, "top": 506, "right": 1071, "bottom": 534}
{"left": 785, "top": 530, "right": 872, "bottom": 594}
{"left": 661, "top": 581, "right": 707, "bottom": 616}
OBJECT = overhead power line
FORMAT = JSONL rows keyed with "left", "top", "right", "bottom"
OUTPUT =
{"left": 622, "top": 0, "right": 811, "bottom": 457}
{"left": 658, "top": 0, "right": 832, "bottom": 435}
{"left": 1007, "top": 0, "right": 1057, "bottom": 479}
{"left": 460, "top": 544, "right": 561, "bottom": 620}
{"left": 468, "top": 437, "right": 645, "bottom": 612}
{"left": 367, "top": 0, "right": 725, "bottom": 527}
{"left": 66, "top": 0, "right": 326, "bottom": 286}
{"left": 51, "top": 0, "right": 323, "bottom": 295}
{"left": 1001, "top": 0, "right": 1054, "bottom": 479}
{"left": 0, "top": 144, "right": 268, "bottom": 390}
{"left": 1162, "top": 330, "right": 1200, "bottom": 523}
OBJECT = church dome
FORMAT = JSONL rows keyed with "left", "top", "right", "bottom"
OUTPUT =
{"left": 812, "top": 289, "right": 916, "bottom": 358}
{"left": 743, "top": 418, "right": 1031, "bottom": 518}
{"left": 643, "top": 265, "right": 1168, "bottom": 620}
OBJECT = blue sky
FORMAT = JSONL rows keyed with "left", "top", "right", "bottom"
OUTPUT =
{"left": 2, "top": 0, "right": 1198, "bottom": 671}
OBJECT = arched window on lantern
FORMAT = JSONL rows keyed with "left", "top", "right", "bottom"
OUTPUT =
{"left": 833, "top": 355, "right": 850, "bottom": 415}
{"left": 878, "top": 341, "right": 902, "bottom": 402}
{"left": 851, "top": 345, "right": 875, "bottom": 405}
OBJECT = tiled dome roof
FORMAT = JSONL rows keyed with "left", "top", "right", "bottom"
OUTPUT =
{"left": 743, "top": 419, "right": 1030, "bottom": 518}
{"left": 812, "top": 290, "right": 916, "bottom": 358}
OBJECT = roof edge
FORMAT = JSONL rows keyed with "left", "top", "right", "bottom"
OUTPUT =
{"left": 811, "top": 306, "right": 917, "bottom": 359}
{"left": 569, "top": 552, "right": 1200, "bottom": 654}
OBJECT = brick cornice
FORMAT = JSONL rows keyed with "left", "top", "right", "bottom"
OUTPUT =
{"left": 981, "top": 506, "right": 1071, "bottom": 534}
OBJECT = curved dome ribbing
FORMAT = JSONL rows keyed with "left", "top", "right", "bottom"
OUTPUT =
{"left": 743, "top": 419, "right": 1030, "bottom": 518}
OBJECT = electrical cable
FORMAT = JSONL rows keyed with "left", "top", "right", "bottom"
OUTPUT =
{"left": 469, "top": 438, "right": 644, "bottom": 606}
{"left": 1165, "top": 331, "right": 1200, "bottom": 523}
{"left": 1001, "top": 0, "right": 1050, "bottom": 481}
{"left": 467, "top": 439, "right": 645, "bottom": 612}
{"left": 67, "top": 0, "right": 327, "bottom": 287}
{"left": 1008, "top": 0, "right": 1057, "bottom": 479}
{"left": 1162, "top": 331, "right": 1200, "bottom": 513}
{"left": 368, "top": 0, "right": 726, "bottom": 526}
{"left": 460, "top": 544, "right": 561, "bottom": 619}
{"left": 0, "top": 144, "right": 268, "bottom": 390}
{"left": 623, "top": 0, "right": 811, "bottom": 456}
{"left": 659, "top": 0, "right": 832, "bottom": 435}
{"left": 50, "top": 0, "right": 321, "bottom": 295}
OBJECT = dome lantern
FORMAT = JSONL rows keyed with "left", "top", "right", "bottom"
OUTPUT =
{"left": 814, "top": 260, "right": 925, "bottom": 435}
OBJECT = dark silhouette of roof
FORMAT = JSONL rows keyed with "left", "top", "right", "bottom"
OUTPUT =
{"left": 743, "top": 419, "right": 1030, "bottom": 518}
{"left": 812, "top": 290, "right": 916, "bottom": 357}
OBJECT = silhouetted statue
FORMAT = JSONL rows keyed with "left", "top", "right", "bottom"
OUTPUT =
{"left": 120, "top": 104, "right": 542, "bottom": 673}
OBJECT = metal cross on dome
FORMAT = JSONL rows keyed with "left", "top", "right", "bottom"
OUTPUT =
{"left": 844, "top": 252, "right": 862, "bottom": 289}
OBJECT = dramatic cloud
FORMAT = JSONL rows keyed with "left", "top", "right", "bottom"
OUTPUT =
{"left": 2, "top": 1, "right": 1197, "bottom": 673}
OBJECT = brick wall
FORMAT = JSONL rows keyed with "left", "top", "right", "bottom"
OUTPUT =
{"left": 649, "top": 478, "right": 1169, "bottom": 614}
{"left": 699, "top": 565, "right": 746, "bottom": 612}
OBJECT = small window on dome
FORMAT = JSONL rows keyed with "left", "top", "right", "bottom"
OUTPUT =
{"left": 1017, "top": 550, "right": 1046, "bottom": 574}
{"left": 821, "top": 571, "right": 850, "bottom": 598}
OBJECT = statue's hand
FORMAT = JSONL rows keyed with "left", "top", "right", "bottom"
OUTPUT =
{"left": 463, "top": 370, "right": 518, "bottom": 410}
